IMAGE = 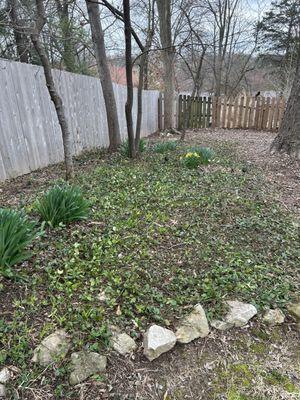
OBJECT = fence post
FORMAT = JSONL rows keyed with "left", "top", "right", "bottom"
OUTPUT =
{"left": 158, "top": 92, "right": 163, "bottom": 131}
{"left": 178, "top": 94, "right": 182, "bottom": 130}
{"left": 207, "top": 97, "right": 212, "bottom": 127}
{"left": 237, "top": 97, "right": 244, "bottom": 128}
{"left": 212, "top": 97, "right": 216, "bottom": 128}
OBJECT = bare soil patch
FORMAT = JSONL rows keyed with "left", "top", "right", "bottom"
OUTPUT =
{"left": 187, "top": 128, "right": 300, "bottom": 216}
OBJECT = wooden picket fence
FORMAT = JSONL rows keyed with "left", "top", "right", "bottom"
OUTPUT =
{"left": 211, "top": 96, "right": 286, "bottom": 131}
{"left": 176, "top": 94, "right": 286, "bottom": 131}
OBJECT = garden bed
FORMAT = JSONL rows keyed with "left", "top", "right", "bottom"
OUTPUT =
{"left": 0, "top": 129, "right": 299, "bottom": 399}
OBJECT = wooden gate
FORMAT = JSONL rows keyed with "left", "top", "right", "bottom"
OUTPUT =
{"left": 177, "top": 95, "right": 212, "bottom": 130}
{"left": 176, "top": 95, "right": 285, "bottom": 131}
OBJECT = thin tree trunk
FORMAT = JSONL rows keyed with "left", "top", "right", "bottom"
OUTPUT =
{"left": 86, "top": 0, "right": 121, "bottom": 151}
{"left": 8, "top": 0, "right": 30, "bottom": 63}
{"left": 271, "top": 60, "right": 300, "bottom": 158}
{"left": 135, "top": 57, "right": 145, "bottom": 152}
{"left": 123, "top": 0, "right": 135, "bottom": 158}
{"left": 31, "top": 0, "right": 73, "bottom": 180}
{"left": 157, "top": 0, "right": 175, "bottom": 130}
{"left": 55, "top": 0, "right": 77, "bottom": 72}
{"left": 135, "top": 1, "right": 155, "bottom": 152}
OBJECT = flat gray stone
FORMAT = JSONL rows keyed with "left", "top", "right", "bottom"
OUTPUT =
{"left": 0, "top": 384, "right": 6, "bottom": 397}
{"left": 0, "top": 368, "right": 10, "bottom": 384}
{"left": 32, "top": 329, "right": 71, "bottom": 366}
{"left": 143, "top": 325, "right": 176, "bottom": 361}
{"left": 175, "top": 304, "right": 209, "bottom": 343}
{"left": 263, "top": 309, "right": 285, "bottom": 325}
{"left": 112, "top": 332, "right": 137, "bottom": 355}
{"left": 287, "top": 303, "right": 300, "bottom": 320}
{"left": 69, "top": 351, "right": 107, "bottom": 385}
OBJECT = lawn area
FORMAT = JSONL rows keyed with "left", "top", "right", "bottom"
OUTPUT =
{"left": 0, "top": 131, "right": 299, "bottom": 399}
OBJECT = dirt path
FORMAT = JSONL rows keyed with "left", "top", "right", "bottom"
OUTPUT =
{"left": 187, "top": 129, "right": 300, "bottom": 217}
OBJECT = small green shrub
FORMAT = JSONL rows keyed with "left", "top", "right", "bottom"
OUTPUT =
{"left": 187, "top": 146, "right": 215, "bottom": 165}
{"left": 0, "top": 209, "right": 36, "bottom": 272}
{"left": 153, "top": 141, "right": 178, "bottom": 154}
{"left": 120, "top": 139, "right": 146, "bottom": 157}
{"left": 35, "top": 185, "right": 89, "bottom": 227}
{"left": 181, "top": 152, "right": 203, "bottom": 169}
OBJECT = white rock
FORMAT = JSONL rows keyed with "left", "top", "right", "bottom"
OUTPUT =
{"left": 32, "top": 329, "right": 71, "bottom": 366}
{"left": 69, "top": 351, "right": 107, "bottom": 385}
{"left": 112, "top": 332, "right": 137, "bottom": 355}
{"left": 263, "top": 309, "right": 285, "bottom": 326}
{"left": 175, "top": 304, "right": 209, "bottom": 343}
{"left": 212, "top": 300, "right": 257, "bottom": 330}
{"left": 143, "top": 325, "right": 176, "bottom": 361}
{"left": 0, "top": 368, "right": 10, "bottom": 384}
{"left": 210, "top": 319, "right": 233, "bottom": 331}
{"left": 0, "top": 384, "right": 6, "bottom": 397}
{"left": 224, "top": 300, "right": 257, "bottom": 327}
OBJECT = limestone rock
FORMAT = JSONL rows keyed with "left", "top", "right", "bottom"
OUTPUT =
{"left": 112, "top": 332, "right": 137, "bottom": 355}
{"left": 212, "top": 300, "right": 257, "bottom": 330}
{"left": 0, "top": 368, "right": 11, "bottom": 384}
{"left": 0, "top": 384, "right": 6, "bottom": 397}
{"left": 69, "top": 351, "right": 107, "bottom": 385}
{"left": 32, "top": 329, "right": 71, "bottom": 366}
{"left": 287, "top": 303, "right": 300, "bottom": 320}
{"left": 263, "top": 309, "right": 285, "bottom": 326}
{"left": 143, "top": 325, "right": 176, "bottom": 361}
{"left": 210, "top": 319, "right": 233, "bottom": 331}
{"left": 225, "top": 300, "right": 257, "bottom": 327}
{"left": 175, "top": 304, "right": 209, "bottom": 343}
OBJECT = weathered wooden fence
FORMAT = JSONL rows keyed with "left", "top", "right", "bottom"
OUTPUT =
{"left": 211, "top": 96, "right": 286, "bottom": 130}
{"left": 177, "top": 95, "right": 212, "bottom": 129}
{"left": 176, "top": 94, "right": 285, "bottom": 131}
{"left": 0, "top": 58, "right": 160, "bottom": 182}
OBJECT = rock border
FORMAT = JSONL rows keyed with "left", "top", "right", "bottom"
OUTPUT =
{"left": 3, "top": 299, "right": 299, "bottom": 391}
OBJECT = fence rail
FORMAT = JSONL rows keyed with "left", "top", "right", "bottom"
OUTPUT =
{"left": 0, "top": 58, "right": 160, "bottom": 182}
{"left": 175, "top": 94, "right": 285, "bottom": 131}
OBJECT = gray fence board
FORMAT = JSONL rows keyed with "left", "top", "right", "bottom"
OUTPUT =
{"left": 0, "top": 58, "right": 159, "bottom": 181}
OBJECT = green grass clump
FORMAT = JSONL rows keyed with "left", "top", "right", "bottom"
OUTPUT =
{"left": 0, "top": 208, "right": 36, "bottom": 274}
{"left": 120, "top": 139, "right": 146, "bottom": 157}
{"left": 153, "top": 140, "right": 178, "bottom": 154}
{"left": 35, "top": 184, "right": 89, "bottom": 228}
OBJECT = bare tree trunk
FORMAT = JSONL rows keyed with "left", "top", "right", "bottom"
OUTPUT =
{"left": 135, "top": 57, "right": 145, "bottom": 152}
{"left": 214, "top": 52, "right": 223, "bottom": 96}
{"left": 157, "top": 0, "right": 175, "bottom": 130}
{"left": 271, "top": 61, "right": 300, "bottom": 158}
{"left": 135, "top": 0, "right": 155, "bottom": 152}
{"left": 86, "top": 0, "right": 121, "bottom": 151}
{"left": 31, "top": 0, "right": 73, "bottom": 180}
{"left": 55, "top": 0, "right": 77, "bottom": 72}
{"left": 123, "top": 0, "right": 135, "bottom": 158}
{"left": 7, "top": 0, "right": 30, "bottom": 63}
